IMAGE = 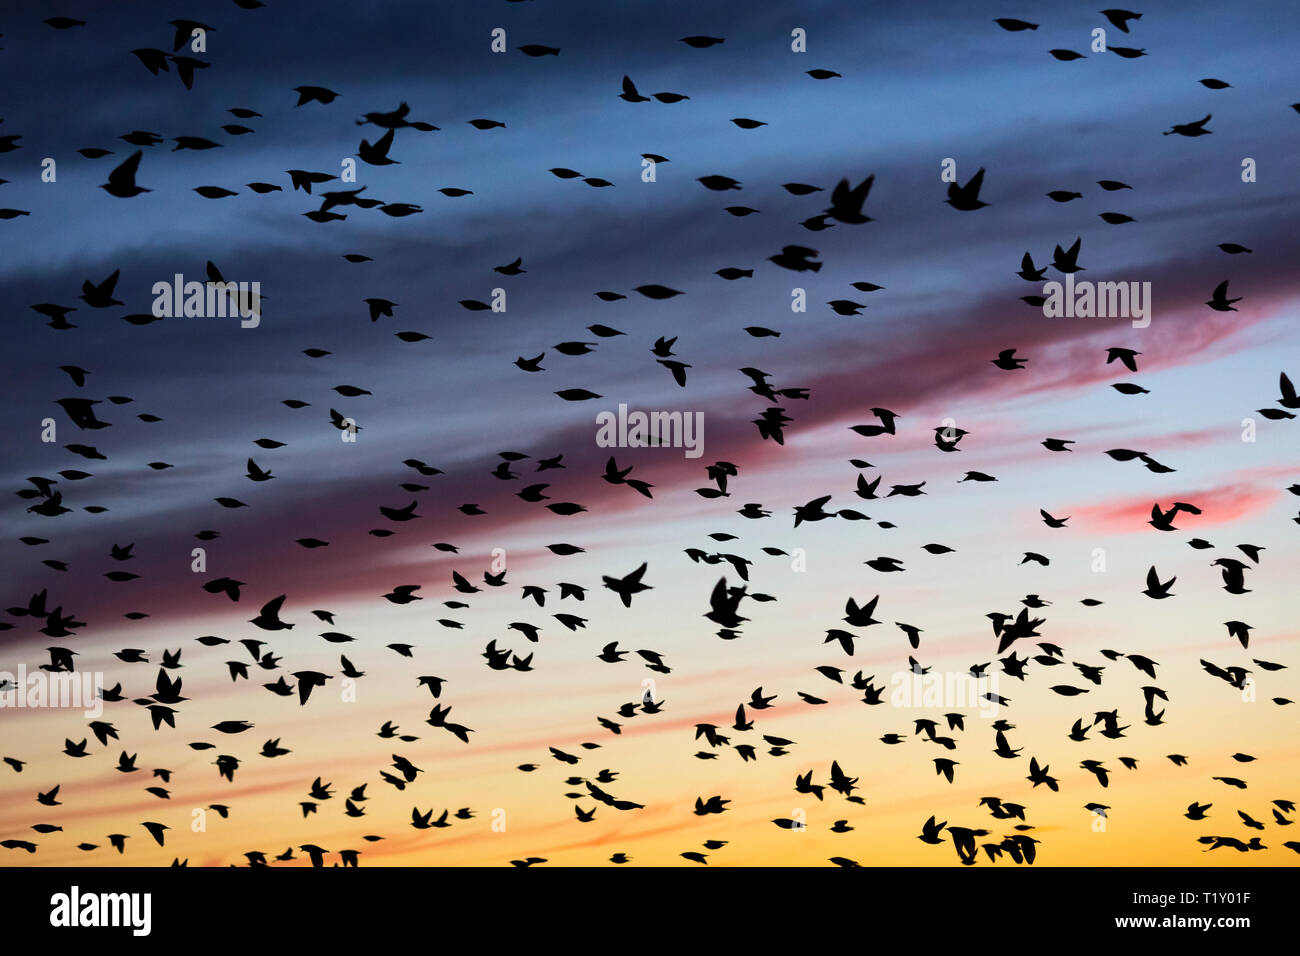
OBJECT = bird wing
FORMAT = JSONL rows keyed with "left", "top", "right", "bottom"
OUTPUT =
{"left": 108, "top": 151, "right": 143, "bottom": 188}
{"left": 1281, "top": 372, "right": 1297, "bottom": 402}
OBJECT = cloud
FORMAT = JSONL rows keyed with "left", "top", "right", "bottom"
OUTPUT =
{"left": 1069, "top": 479, "right": 1282, "bottom": 533}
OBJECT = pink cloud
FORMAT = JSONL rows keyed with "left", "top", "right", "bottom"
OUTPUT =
{"left": 1070, "top": 481, "right": 1282, "bottom": 534}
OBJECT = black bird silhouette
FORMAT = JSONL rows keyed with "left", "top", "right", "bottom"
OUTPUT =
{"left": 825, "top": 175, "right": 875, "bottom": 223}
{"left": 1101, "top": 9, "right": 1142, "bottom": 31}
{"left": 1052, "top": 237, "right": 1084, "bottom": 273}
{"left": 602, "top": 563, "right": 652, "bottom": 607}
{"left": 99, "top": 151, "right": 149, "bottom": 197}
{"left": 250, "top": 596, "right": 293, "bottom": 630}
{"left": 1206, "top": 280, "right": 1241, "bottom": 311}
{"left": 992, "top": 348, "right": 1027, "bottom": 370}
{"left": 1165, "top": 114, "right": 1213, "bottom": 136}
{"left": 1142, "top": 566, "right": 1175, "bottom": 599}
{"left": 946, "top": 167, "right": 989, "bottom": 210}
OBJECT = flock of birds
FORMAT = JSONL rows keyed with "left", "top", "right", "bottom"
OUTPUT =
{"left": 3, "top": 5, "right": 1299, "bottom": 867}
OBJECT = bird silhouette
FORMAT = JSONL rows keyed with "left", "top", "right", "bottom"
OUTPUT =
{"left": 946, "top": 167, "right": 989, "bottom": 210}
{"left": 99, "top": 151, "right": 149, "bottom": 197}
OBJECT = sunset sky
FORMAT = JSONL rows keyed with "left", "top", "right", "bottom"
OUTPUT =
{"left": 1, "top": 0, "right": 1298, "bottom": 867}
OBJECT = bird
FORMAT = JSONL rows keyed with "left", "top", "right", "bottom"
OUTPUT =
{"left": 1276, "top": 372, "right": 1300, "bottom": 409}
{"left": 1149, "top": 501, "right": 1201, "bottom": 531}
{"left": 1101, "top": 9, "right": 1141, "bottom": 31}
{"left": 80, "top": 271, "right": 124, "bottom": 309}
{"left": 601, "top": 563, "right": 652, "bottom": 607}
{"left": 1018, "top": 252, "right": 1047, "bottom": 281}
{"left": 1106, "top": 347, "right": 1141, "bottom": 372}
{"left": 843, "top": 595, "right": 880, "bottom": 628}
{"left": 1040, "top": 509, "right": 1069, "bottom": 528}
{"left": 294, "top": 85, "right": 339, "bottom": 106}
{"left": 1142, "top": 567, "right": 1176, "bottom": 599}
{"left": 768, "top": 245, "right": 822, "bottom": 272}
{"left": 1165, "top": 114, "right": 1213, "bottom": 136}
{"left": 619, "top": 76, "right": 649, "bottom": 102}
{"left": 918, "top": 815, "right": 947, "bottom": 844}
{"left": 1052, "top": 237, "right": 1084, "bottom": 273}
{"left": 1206, "top": 280, "right": 1241, "bottom": 311}
{"left": 250, "top": 596, "right": 293, "bottom": 630}
{"left": 825, "top": 175, "right": 875, "bottom": 223}
{"left": 358, "top": 128, "right": 398, "bottom": 165}
{"left": 992, "top": 348, "right": 1027, "bottom": 370}
{"left": 1027, "top": 758, "right": 1059, "bottom": 791}
{"left": 99, "top": 151, "right": 149, "bottom": 197}
{"left": 946, "top": 167, "right": 989, "bottom": 210}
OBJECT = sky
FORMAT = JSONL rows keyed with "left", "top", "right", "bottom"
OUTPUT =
{"left": 1, "top": 0, "right": 1298, "bottom": 867}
